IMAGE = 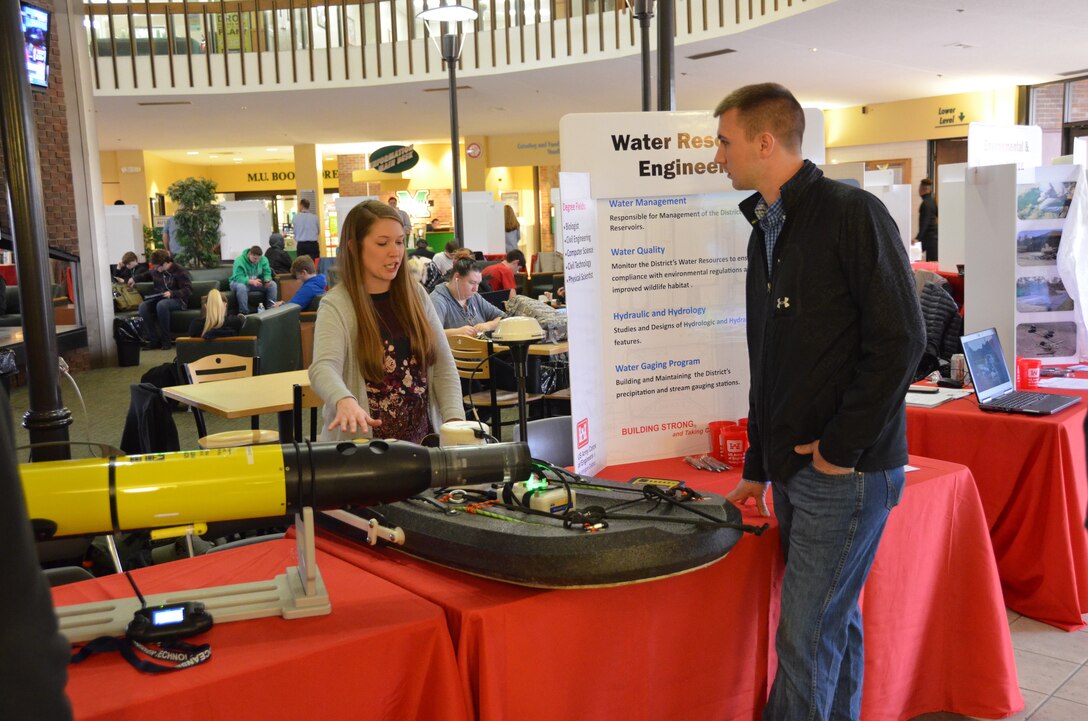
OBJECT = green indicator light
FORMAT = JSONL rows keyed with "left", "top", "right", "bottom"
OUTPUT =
{"left": 525, "top": 477, "right": 549, "bottom": 492}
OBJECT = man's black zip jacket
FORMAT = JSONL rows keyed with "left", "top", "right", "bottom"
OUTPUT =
{"left": 739, "top": 160, "right": 925, "bottom": 485}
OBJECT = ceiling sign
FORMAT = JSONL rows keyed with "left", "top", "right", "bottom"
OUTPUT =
{"left": 369, "top": 144, "right": 420, "bottom": 173}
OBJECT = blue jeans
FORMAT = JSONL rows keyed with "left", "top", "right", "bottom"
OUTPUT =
{"left": 230, "top": 281, "right": 277, "bottom": 313}
{"left": 764, "top": 464, "right": 905, "bottom": 721}
{"left": 138, "top": 297, "right": 185, "bottom": 344}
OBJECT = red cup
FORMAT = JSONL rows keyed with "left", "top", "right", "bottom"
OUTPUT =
{"left": 737, "top": 417, "right": 749, "bottom": 428}
{"left": 1014, "top": 357, "right": 1023, "bottom": 389}
{"left": 721, "top": 427, "right": 748, "bottom": 467}
{"left": 1019, "top": 358, "right": 1042, "bottom": 390}
{"left": 708, "top": 420, "right": 737, "bottom": 460}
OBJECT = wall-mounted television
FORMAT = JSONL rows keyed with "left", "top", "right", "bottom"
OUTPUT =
{"left": 21, "top": 2, "right": 51, "bottom": 89}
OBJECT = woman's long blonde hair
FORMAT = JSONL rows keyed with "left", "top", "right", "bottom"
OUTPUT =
{"left": 338, "top": 200, "right": 436, "bottom": 382}
{"left": 202, "top": 288, "right": 227, "bottom": 336}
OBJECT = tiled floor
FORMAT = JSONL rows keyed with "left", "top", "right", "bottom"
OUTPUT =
{"left": 911, "top": 610, "right": 1088, "bottom": 721}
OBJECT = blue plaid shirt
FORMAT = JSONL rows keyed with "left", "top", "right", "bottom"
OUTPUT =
{"left": 754, "top": 196, "right": 786, "bottom": 276}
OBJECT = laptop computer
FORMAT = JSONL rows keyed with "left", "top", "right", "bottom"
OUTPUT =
{"left": 959, "top": 328, "right": 1080, "bottom": 415}
{"left": 480, "top": 289, "right": 510, "bottom": 312}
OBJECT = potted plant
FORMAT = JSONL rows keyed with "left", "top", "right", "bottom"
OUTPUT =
{"left": 166, "top": 177, "right": 222, "bottom": 269}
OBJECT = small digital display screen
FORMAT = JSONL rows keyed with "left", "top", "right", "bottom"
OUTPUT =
{"left": 152, "top": 607, "right": 185, "bottom": 625}
{"left": 21, "top": 3, "right": 50, "bottom": 89}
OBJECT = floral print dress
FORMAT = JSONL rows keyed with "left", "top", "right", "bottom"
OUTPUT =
{"left": 365, "top": 293, "right": 432, "bottom": 443}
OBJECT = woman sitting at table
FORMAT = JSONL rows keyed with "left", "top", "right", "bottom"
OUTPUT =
{"left": 188, "top": 288, "right": 244, "bottom": 339}
{"left": 430, "top": 257, "right": 504, "bottom": 338}
{"left": 309, "top": 200, "right": 463, "bottom": 443}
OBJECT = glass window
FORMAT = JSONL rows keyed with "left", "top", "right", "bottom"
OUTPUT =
{"left": 1066, "top": 78, "right": 1088, "bottom": 123}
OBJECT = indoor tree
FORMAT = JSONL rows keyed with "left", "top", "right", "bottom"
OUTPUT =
{"left": 166, "top": 177, "right": 222, "bottom": 268}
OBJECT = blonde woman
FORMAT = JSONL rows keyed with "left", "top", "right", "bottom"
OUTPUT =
{"left": 309, "top": 200, "right": 463, "bottom": 443}
{"left": 407, "top": 256, "right": 429, "bottom": 285}
{"left": 504, "top": 205, "right": 521, "bottom": 253}
{"left": 188, "top": 288, "right": 244, "bottom": 339}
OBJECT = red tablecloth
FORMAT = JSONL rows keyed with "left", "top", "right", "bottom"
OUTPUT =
{"left": 906, "top": 388, "right": 1088, "bottom": 630}
{"left": 315, "top": 455, "right": 1020, "bottom": 721}
{"left": 55, "top": 540, "right": 470, "bottom": 721}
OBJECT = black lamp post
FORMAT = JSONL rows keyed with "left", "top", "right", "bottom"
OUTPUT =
{"left": 632, "top": 0, "right": 655, "bottom": 112}
{"left": 418, "top": 2, "right": 478, "bottom": 250}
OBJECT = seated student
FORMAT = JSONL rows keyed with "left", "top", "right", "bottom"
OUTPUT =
{"left": 429, "top": 257, "right": 504, "bottom": 338}
{"left": 112, "top": 251, "right": 143, "bottom": 284}
{"left": 481, "top": 249, "right": 525, "bottom": 299}
{"left": 286, "top": 254, "right": 327, "bottom": 310}
{"left": 266, "top": 232, "right": 293, "bottom": 275}
{"left": 188, "top": 288, "right": 244, "bottom": 339}
{"left": 407, "top": 256, "right": 429, "bottom": 285}
{"left": 138, "top": 249, "right": 191, "bottom": 350}
{"left": 230, "top": 245, "right": 277, "bottom": 313}
{"left": 411, "top": 237, "right": 435, "bottom": 259}
{"left": 430, "top": 240, "right": 457, "bottom": 278}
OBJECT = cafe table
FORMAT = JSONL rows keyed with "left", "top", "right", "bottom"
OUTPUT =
{"left": 906, "top": 383, "right": 1088, "bottom": 629}
{"left": 56, "top": 539, "right": 471, "bottom": 721}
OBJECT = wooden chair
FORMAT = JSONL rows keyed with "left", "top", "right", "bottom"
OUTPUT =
{"left": 448, "top": 335, "right": 543, "bottom": 441}
{"left": 183, "top": 354, "right": 280, "bottom": 449}
{"left": 543, "top": 386, "right": 571, "bottom": 417}
{"left": 300, "top": 311, "right": 317, "bottom": 368}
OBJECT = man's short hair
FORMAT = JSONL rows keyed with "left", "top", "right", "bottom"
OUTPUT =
{"left": 291, "top": 255, "right": 316, "bottom": 277}
{"left": 713, "top": 83, "right": 805, "bottom": 153}
{"left": 388, "top": 196, "right": 397, "bottom": 203}
{"left": 920, "top": 178, "right": 934, "bottom": 189}
{"left": 149, "top": 249, "right": 171, "bottom": 266}
{"left": 444, "top": 240, "right": 459, "bottom": 254}
{"left": 505, "top": 249, "right": 526, "bottom": 266}
{"left": 249, "top": 245, "right": 263, "bottom": 256}
{"left": 299, "top": 198, "right": 310, "bottom": 210}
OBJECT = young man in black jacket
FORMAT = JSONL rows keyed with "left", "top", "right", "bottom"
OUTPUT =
{"left": 138, "top": 249, "right": 192, "bottom": 350}
{"left": 715, "top": 83, "right": 924, "bottom": 720}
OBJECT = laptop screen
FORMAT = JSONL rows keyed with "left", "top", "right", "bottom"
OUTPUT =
{"left": 960, "top": 328, "right": 1014, "bottom": 403}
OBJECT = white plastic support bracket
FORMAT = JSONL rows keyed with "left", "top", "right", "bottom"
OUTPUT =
{"left": 55, "top": 507, "right": 331, "bottom": 644}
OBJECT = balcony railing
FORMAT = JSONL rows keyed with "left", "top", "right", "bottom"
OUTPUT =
{"left": 81, "top": 0, "right": 830, "bottom": 92}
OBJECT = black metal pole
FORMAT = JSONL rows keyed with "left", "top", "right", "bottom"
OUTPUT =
{"left": 634, "top": 0, "right": 654, "bottom": 112}
{"left": 442, "top": 33, "right": 465, "bottom": 250}
{"left": 656, "top": 0, "right": 675, "bottom": 111}
{"left": 0, "top": 1, "right": 71, "bottom": 461}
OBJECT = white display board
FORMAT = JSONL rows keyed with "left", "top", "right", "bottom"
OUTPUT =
{"left": 103, "top": 205, "right": 142, "bottom": 261}
{"left": 1015, "top": 164, "right": 1080, "bottom": 364}
{"left": 1057, "top": 160, "right": 1088, "bottom": 361}
{"left": 866, "top": 184, "right": 913, "bottom": 258}
{"left": 965, "top": 164, "right": 1017, "bottom": 372}
{"left": 937, "top": 163, "right": 967, "bottom": 273}
{"left": 864, "top": 169, "right": 895, "bottom": 187}
{"left": 219, "top": 200, "right": 272, "bottom": 260}
{"left": 560, "top": 111, "right": 758, "bottom": 475}
{"left": 461, "top": 192, "right": 504, "bottom": 255}
{"left": 967, "top": 123, "right": 1043, "bottom": 170}
{"left": 820, "top": 162, "right": 864, "bottom": 187}
{"left": 334, "top": 196, "right": 375, "bottom": 244}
